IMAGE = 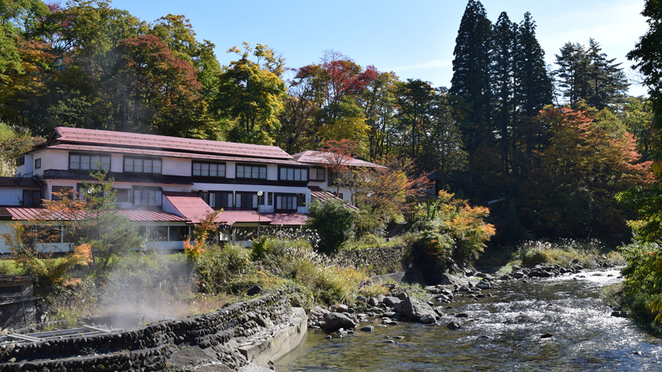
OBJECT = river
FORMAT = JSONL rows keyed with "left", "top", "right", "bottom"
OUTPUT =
{"left": 274, "top": 268, "right": 662, "bottom": 371}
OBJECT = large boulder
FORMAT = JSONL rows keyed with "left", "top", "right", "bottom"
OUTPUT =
{"left": 440, "top": 273, "right": 470, "bottom": 288}
{"left": 394, "top": 297, "right": 438, "bottom": 323}
{"left": 320, "top": 312, "right": 358, "bottom": 332}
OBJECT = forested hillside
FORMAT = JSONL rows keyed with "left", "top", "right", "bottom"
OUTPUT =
{"left": 0, "top": 0, "right": 654, "bottom": 246}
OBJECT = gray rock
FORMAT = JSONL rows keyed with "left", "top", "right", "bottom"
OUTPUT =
{"left": 440, "top": 273, "right": 470, "bottom": 287}
{"left": 368, "top": 297, "right": 380, "bottom": 307}
{"left": 360, "top": 325, "right": 374, "bottom": 332}
{"left": 395, "top": 292, "right": 409, "bottom": 301}
{"left": 420, "top": 314, "right": 437, "bottom": 324}
{"left": 447, "top": 321, "right": 462, "bottom": 330}
{"left": 321, "top": 312, "right": 358, "bottom": 332}
{"left": 395, "top": 297, "right": 438, "bottom": 323}
{"left": 476, "top": 281, "right": 491, "bottom": 290}
{"left": 335, "top": 304, "right": 349, "bottom": 313}
{"left": 383, "top": 296, "right": 401, "bottom": 307}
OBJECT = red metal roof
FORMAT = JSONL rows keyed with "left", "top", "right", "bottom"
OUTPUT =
{"left": 163, "top": 192, "right": 216, "bottom": 224}
{"left": 308, "top": 186, "right": 359, "bottom": 210}
{"left": 292, "top": 150, "right": 384, "bottom": 168}
{"left": 51, "top": 127, "right": 293, "bottom": 160}
{"left": 217, "top": 210, "right": 272, "bottom": 225}
{"left": 45, "top": 144, "right": 303, "bottom": 166}
{"left": 0, "top": 207, "right": 187, "bottom": 222}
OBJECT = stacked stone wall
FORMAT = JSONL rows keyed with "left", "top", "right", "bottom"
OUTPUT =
{"left": 0, "top": 291, "right": 294, "bottom": 371}
{"left": 333, "top": 246, "right": 406, "bottom": 276}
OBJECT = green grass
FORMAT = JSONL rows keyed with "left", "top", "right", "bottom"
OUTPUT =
{"left": 0, "top": 259, "right": 25, "bottom": 275}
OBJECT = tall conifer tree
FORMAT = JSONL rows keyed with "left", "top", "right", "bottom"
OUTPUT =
{"left": 490, "top": 11, "right": 516, "bottom": 172}
{"left": 513, "top": 12, "right": 553, "bottom": 173}
{"left": 450, "top": 0, "right": 493, "bottom": 152}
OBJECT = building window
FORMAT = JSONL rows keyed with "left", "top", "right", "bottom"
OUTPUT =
{"left": 276, "top": 194, "right": 297, "bottom": 212}
{"left": 16, "top": 156, "right": 24, "bottom": 167}
{"left": 124, "top": 157, "right": 161, "bottom": 174}
{"left": 35, "top": 158, "right": 41, "bottom": 169}
{"left": 52, "top": 186, "right": 74, "bottom": 201}
{"left": 298, "top": 193, "right": 306, "bottom": 207}
{"left": 168, "top": 226, "right": 189, "bottom": 241}
{"left": 209, "top": 191, "right": 233, "bottom": 209}
{"left": 236, "top": 164, "right": 266, "bottom": 180}
{"left": 133, "top": 188, "right": 162, "bottom": 207}
{"left": 139, "top": 226, "right": 168, "bottom": 241}
{"left": 69, "top": 154, "right": 111, "bottom": 171}
{"left": 114, "top": 188, "right": 131, "bottom": 203}
{"left": 235, "top": 192, "right": 258, "bottom": 210}
{"left": 309, "top": 167, "right": 326, "bottom": 181}
{"left": 193, "top": 162, "right": 226, "bottom": 177}
{"left": 22, "top": 190, "right": 41, "bottom": 207}
{"left": 268, "top": 192, "right": 273, "bottom": 206}
{"left": 279, "top": 167, "right": 308, "bottom": 181}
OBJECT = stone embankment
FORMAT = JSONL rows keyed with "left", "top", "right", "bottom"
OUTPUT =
{"left": 0, "top": 291, "right": 307, "bottom": 372}
{"left": 333, "top": 246, "right": 405, "bottom": 276}
{"left": 308, "top": 263, "right": 610, "bottom": 334}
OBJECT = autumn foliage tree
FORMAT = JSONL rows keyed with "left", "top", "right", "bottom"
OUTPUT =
{"left": 518, "top": 106, "right": 653, "bottom": 239}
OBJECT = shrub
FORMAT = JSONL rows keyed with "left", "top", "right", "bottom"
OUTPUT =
{"left": 307, "top": 199, "right": 359, "bottom": 254}
{"left": 194, "top": 244, "right": 256, "bottom": 294}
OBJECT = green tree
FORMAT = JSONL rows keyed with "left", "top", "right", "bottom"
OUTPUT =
{"left": 554, "top": 39, "right": 629, "bottom": 110}
{"left": 450, "top": 0, "right": 493, "bottom": 153}
{"left": 520, "top": 107, "right": 653, "bottom": 239}
{"left": 513, "top": 12, "right": 553, "bottom": 175}
{"left": 490, "top": 11, "right": 515, "bottom": 172}
{"left": 307, "top": 199, "right": 358, "bottom": 254}
{"left": 215, "top": 42, "right": 286, "bottom": 145}
{"left": 148, "top": 14, "right": 221, "bottom": 103}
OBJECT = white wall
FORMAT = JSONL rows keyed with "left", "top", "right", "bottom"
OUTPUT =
{"left": 163, "top": 158, "right": 191, "bottom": 177}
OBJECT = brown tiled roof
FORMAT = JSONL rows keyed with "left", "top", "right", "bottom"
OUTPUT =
{"left": 292, "top": 150, "right": 384, "bottom": 168}
{"left": 308, "top": 186, "right": 359, "bottom": 210}
{"left": 49, "top": 127, "right": 293, "bottom": 161}
{"left": 0, "top": 207, "right": 187, "bottom": 222}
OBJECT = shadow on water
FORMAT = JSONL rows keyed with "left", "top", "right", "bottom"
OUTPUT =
{"left": 275, "top": 269, "right": 662, "bottom": 371}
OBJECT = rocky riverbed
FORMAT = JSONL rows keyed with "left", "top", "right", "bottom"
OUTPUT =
{"left": 307, "top": 263, "right": 621, "bottom": 335}
{"left": 277, "top": 265, "right": 656, "bottom": 372}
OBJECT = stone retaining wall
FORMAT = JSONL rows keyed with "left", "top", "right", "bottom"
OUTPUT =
{"left": 0, "top": 291, "right": 306, "bottom": 372}
{"left": 333, "top": 246, "right": 406, "bottom": 276}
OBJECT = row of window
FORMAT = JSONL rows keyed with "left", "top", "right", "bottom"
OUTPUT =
{"left": 198, "top": 191, "right": 306, "bottom": 211}
{"left": 30, "top": 225, "right": 192, "bottom": 244}
{"left": 51, "top": 185, "right": 163, "bottom": 207}
{"left": 65, "top": 153, "right": 326, "bottom": 181}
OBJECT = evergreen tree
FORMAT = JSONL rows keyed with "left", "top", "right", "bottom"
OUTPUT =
{"left": 490, "top": 11, "right": 516, "bottom": 172}
{"left": 514, "top": 12, "right": 553, "bottom": 117}
{"left": 586, "top": 39, "right": 629, "bottom": 109}
{"left": 513, "top": 12, "right": 553, "bottom": 173}
{"left": 555, "top": 40, "right": 628, "bottom": 109}
{"left": 450, "top": 0, "right": 493, "bottom": 152}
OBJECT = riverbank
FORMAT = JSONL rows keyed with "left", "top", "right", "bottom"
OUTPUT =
{"left": 0, "top": 290, "right": 307, "bottom": 372}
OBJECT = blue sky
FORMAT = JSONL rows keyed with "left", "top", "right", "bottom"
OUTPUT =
{"left": 108, "top": 0, "right": 649, "bottom": 96}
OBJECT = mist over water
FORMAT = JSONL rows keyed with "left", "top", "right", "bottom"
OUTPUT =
{"left": 275, "top": 269, "right": 662, "bottom": 371}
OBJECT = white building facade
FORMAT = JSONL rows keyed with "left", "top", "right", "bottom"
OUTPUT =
{"left": 0, "top": 127, "right": 375, "bottom": 253}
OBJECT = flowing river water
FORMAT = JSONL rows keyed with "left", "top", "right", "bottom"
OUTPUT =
{"left": 274, "top": 268, "right": 662, "bottom": 371}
